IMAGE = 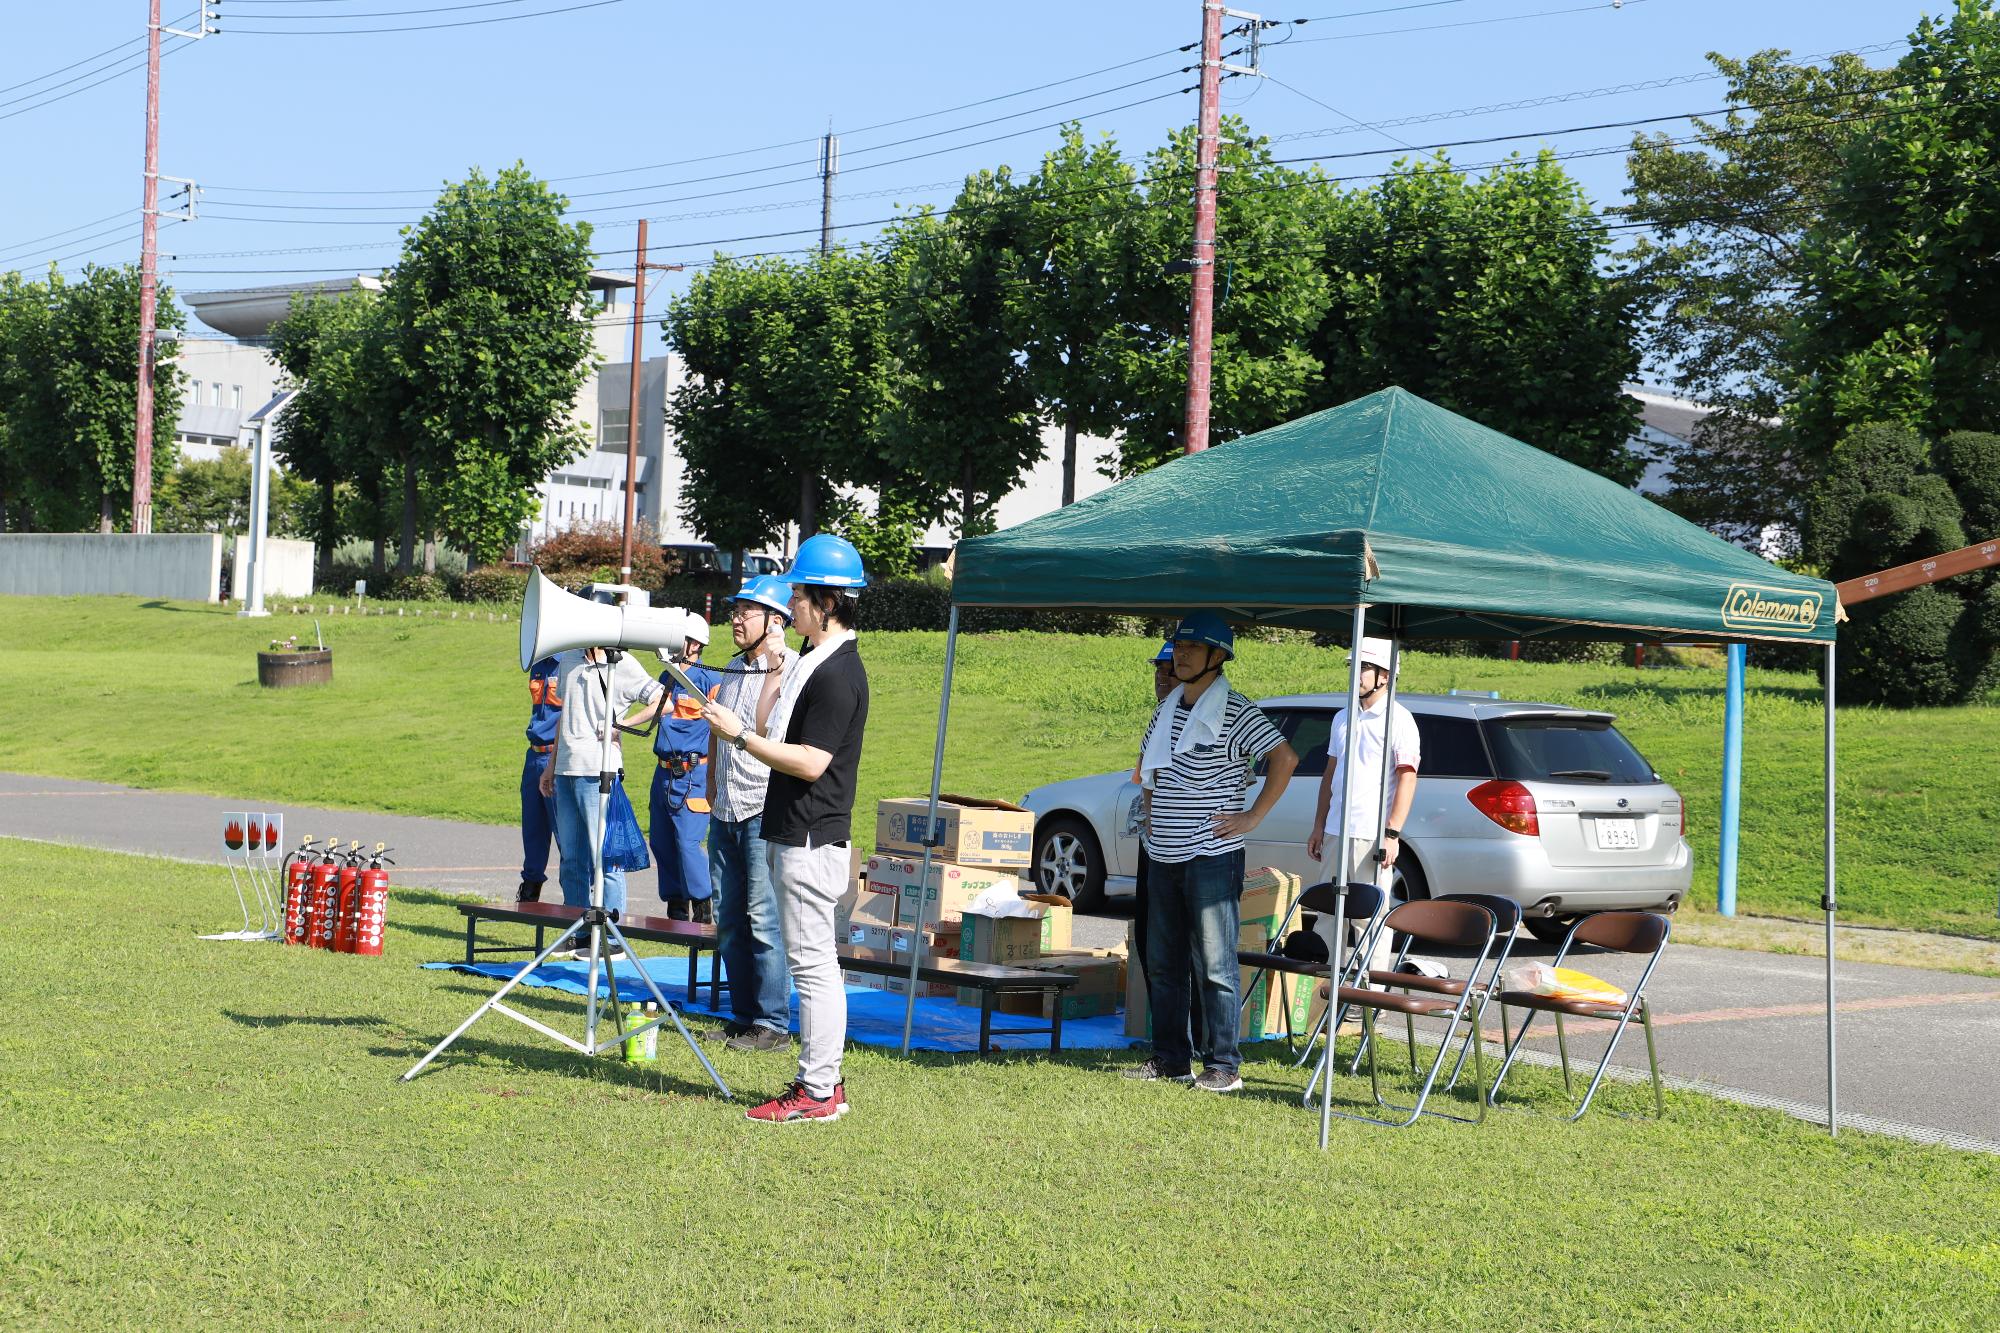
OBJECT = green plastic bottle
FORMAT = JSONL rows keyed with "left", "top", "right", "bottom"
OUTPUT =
{"left": 622, "top": 1002, "right": 658, "bottom": 1064}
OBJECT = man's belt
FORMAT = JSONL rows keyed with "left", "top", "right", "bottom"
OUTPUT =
{"left": 658, "top": 752, "right": 708, "bottom": 777}
{"left": 530, "top": 742, "right": 554, "bottom": 754}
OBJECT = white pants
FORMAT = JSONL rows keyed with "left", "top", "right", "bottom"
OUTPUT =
{"left": 769, "top": 838, "right": 850, "bottom": 1099}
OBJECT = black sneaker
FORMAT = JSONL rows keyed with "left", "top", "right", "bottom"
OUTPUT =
{"left": 705, "top": 1020, "right": 754, "bottom": 1041}
{"left": 516, "top": 879, "right": 544, "bottom": 903}
{"left": 1122, "top": 1058, "right": 1194, "bottom": 1082}
{"left": 664, "top": 899, "right": 691, "bottom": 922}
{"left": 1193, "top": 1068, "right": 1243, "bottom": 1093}
{"left": 690, "top": 899, "right": 713, "bottom": 926}
{"left": 727, "top": 1025, "right": 789, "bottom": 1053}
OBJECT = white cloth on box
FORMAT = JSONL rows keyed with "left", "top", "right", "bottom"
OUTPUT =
{"left": 762, "top": 629, "right": 856, "bottom": 745}
{"left": 965, "top": 882, "right": 1037, "bottom": 919}
{"left": 1137, "top": 673, "right": 1233, "bottom": 789}
{"left": 552, "top": 650, "right": 663, "bottom": 777}
{"left": 1323, "top": 697, "right": 1421, "bottom": 839}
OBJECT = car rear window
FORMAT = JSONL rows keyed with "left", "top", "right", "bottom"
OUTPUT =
{"left": 1482, "top": 716, "right": 1658, "bottom": 784}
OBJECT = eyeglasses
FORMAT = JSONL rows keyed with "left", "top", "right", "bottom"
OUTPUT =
{"left": 729, "top": 605, "right": 766, "bottom": 621}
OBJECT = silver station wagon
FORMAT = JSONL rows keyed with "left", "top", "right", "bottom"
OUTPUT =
{"left": 1021, "top": 692, "right": 1691, "bottom": 942}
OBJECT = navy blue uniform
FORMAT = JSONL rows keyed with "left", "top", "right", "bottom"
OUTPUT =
{"left": 519, "top": 657, "right": 561, "bottom": 893}
{"left": 650, "top": 661, "right": 721, "bottom": 904}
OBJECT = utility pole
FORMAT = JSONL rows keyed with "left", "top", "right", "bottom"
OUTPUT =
{"left": 1180, "top": 3, "right": 1261, "bottom": 456}
{"left": 132, "top": 0, "right": 213, "bottom": 535}
{"left": 818, "top": 131, "right": 840, "bottom": 254}
{"left": 619, "top": 219, "right": 683, "bottom": 581}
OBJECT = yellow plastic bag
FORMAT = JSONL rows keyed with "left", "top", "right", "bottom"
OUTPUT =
{"left": 1505, "top": 962, "right": 1626, "bottom": 1006}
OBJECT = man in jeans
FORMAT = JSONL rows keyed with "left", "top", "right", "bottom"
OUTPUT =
{"left": 1126, "top": 612, "right": 1297, "bottom": 1093}
{"left": 705, "top": 576, "right": 798, "bottom": 1054}
{"left": 703, "top": 534, "right": 870, "bottom": 1124}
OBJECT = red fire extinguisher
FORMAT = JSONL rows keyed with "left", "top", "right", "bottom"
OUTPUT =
{"left": 331, "top": 841, "right": 364, "bottom": 952}
{"left": 354, "top": 844, "right": 393, "bottom": 957}
{"left": 306, "top": 841, "right": 345, "bottom": 950}
{"left": 281, "top": 835, "right": 318, "bottom": 946}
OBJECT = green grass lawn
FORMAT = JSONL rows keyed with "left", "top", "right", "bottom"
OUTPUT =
{"left": 3, "top": 838, "right": 1998, "bottom": 1328}
{"left": 1, "top": 595, "right": 1996, "bottom": 937}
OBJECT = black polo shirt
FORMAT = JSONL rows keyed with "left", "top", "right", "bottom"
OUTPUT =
{"left": 763, "top": 640, "right": 870, "bottom": 847}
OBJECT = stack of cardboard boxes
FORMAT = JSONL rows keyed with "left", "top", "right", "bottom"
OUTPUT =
{"left": 1124, "top": 866, "right": 1318, "bottom": 1041}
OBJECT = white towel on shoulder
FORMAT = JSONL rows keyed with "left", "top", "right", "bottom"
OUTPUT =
{"left": 1138, "top": 675, "right": 1231, "bottom": 790}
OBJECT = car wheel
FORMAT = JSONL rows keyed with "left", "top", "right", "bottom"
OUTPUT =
{"left": 1522, "top": 913, "right": 1580, "bottom": 945}
{"left": 1033, "top": 816, "right": 1106, "bottom": 912}
{"left": 1388, "top": 852, "right": 1429, "bottom": 903}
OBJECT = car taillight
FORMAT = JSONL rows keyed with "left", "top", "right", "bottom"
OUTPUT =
{"left": 1467, "top": 779, "right": 1539, "bottom": 836}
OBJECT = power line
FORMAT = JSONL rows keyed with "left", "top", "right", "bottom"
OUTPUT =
{"left": 226, "top": 0, "right": 552, "bottom": 18}
{"left": 0, "top": 16, "right": 200, "bottom": 124}
{"left": 220, "top": 0, "right": 627, "bottom": 35}
{"left": 0, "top": 27, "right": 151, "bottom": 99}
{"left": 1281, "top": 0, "right": 1651, "bottom": 44}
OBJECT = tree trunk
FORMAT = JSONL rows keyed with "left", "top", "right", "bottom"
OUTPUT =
{"left": 422, "top": 533, "right": 437, "bottom": 575}
{"left": 371, "top": 535, "right": 386, "bottom": 576}
{"left": 397, "top": 459, "right": 417, "bottom": 574}
{"left": 797, "top": 471, "right": 817, "bottom": 540}
{"left": 0, "top": 492, "right": 9, "bottom": 533}
{"left": 316, "top": 479, "right": 337, "bottom": 586}
{"left": 1061, "top": 416, "right": 1078, "bottom": 506}
{"left": 959, "top": 454, "right": 976, "bottom": 538}
{"left": 99, "top": 492, "right": 114, "bottom": 534}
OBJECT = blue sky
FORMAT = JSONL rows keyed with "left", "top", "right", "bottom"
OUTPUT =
{"left": 0, "top": 0, "right": 1952, "bottom": 358}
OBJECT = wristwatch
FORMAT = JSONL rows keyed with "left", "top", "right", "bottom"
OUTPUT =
{"left": 730, "top": 729, "right": 750, "bottom": 752}
{"left": 1384, "top": 828, "right": 1401, "bottom": 840}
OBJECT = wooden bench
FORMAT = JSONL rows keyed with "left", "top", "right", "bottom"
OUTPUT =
{"left": 456, "top": 901, "right": 720, "bottom": 1006}
{"left": 455, "top": 901, "right": 1080, "bottom": 1056}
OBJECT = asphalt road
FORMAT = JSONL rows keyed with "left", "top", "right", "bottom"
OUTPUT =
{"left": 6, "top": 770, "right": 1995, "bottom": 1151}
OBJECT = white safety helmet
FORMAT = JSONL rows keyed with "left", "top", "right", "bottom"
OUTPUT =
{"left": 1349, "top": 636, "right": 1395, "bottom": 675}
{"left": 684, "top": 616, "right": 712, "bottom": 646}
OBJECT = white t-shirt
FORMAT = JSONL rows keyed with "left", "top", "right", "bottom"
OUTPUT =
{"left": 551, "top": 650, "right": 663, "bottom": 777}
{"left": 1323, "top": 698, "right": 1421, "bottom": 839}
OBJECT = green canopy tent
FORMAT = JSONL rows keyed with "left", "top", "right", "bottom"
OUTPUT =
{"left": 897, "top": 388, "right": 1844, "bottom": 1140}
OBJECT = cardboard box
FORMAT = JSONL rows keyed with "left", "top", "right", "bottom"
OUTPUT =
{"left": 990, "top": 951, "right": 1124, "bottom": 1019}
{"left": 866, "top": 855, "right": 1019, "bottom": 929}
{"left": 1121, "top": 919, "right": 1287, "bottom": 1041}
{"left": 875, "top": 795, "right": 1034, "bottom": 868}
{"left": 1239, "top": 865, "right": 1303, "bottom": 939}
{"left": 1125, "top": 920, "right": 1150, "bottom": 1038}
{"left": 1019, "top": 892, "right": 1074, "bottom": 952}
{"left": 958, "top": 912, "right": 1046, "bottom": 967}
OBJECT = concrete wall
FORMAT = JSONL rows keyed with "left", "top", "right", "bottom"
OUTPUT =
{"left": 231, "top": 536, "right": 315, "bottom": 600}
{"left": 0, "top": 533, "right": 225, "bottom": 602}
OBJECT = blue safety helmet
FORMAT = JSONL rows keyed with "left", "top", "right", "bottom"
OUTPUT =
{"left": 1151, "top": 640, "right": 1175, "bottom": 664}
{"left": 1171, "top": 611, "right": 1235, "bottom": 661}
{"left": 785, "top": 532, "right": 868, "bottom": 589}
{"left": 733, "top": 574, "right": 794, "bottom": 622}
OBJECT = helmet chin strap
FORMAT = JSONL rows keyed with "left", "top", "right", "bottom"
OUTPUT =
{"left": 1171, "top": 648, "right": 1224, "bottom": 686}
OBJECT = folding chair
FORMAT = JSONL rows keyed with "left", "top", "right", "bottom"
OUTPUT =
{"left": 1319, "top": 898, "right": 1499, "bottom": 1130}
{"left": 1354, "top": 892, "right": 1523, "bottom": 1091}
{"left": 1487, "top": 910, "right": 1671, "bottom": 1121}
{"left": 1238, "top": 881, "right": 1386, "bottom": 1064}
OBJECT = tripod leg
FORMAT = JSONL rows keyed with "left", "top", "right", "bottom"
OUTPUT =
{"left": 598, "top": 921, "right": 732, "bottom": 1098}
{"left": 402, "top": 919, "right": 588, "bottom": 1080}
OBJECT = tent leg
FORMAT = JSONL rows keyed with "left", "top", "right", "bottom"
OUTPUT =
{"left": 1319, "top": 603, "right": 1369, "bottom": 1151}
{"left": 1823, "top": 641, "right": 1837, "bottom": 1136}
{"left": 1718, "top": 642, "right": 1744, "bottom": 915}
{"left": 901, "top": 607, "right": 961, "bottom": 1055}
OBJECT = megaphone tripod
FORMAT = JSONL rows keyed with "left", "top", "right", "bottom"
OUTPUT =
{"left": 402, "top": 650, "right": 731, "bottom": 1099}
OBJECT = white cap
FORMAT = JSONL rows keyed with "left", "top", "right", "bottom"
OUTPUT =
{"left": 1349, "top": 636, "right": 1395, "bottom": 673}
{"left": 683, "top": 615, "right": 712, "bottom": 646}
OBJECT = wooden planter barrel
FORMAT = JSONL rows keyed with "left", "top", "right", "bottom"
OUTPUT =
{"left": 257, "top": 649, "right": 333, "bottom": 688}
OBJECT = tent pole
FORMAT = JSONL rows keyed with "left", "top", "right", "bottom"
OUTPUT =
{"left": 1371, "top": 632, "right": 1402, "bottom": 881}
{"left": 1823, "top": 640, "right": 1837, "bottom": 1135}
{"left": 900, "top": 606, "right": 961, "bottom": 1055}
{"left": 1718, "top": 642, "right": 1745, "bottom": 915}
{"left": 1319, "top": 603, "right": 1369, "bottom": 1151}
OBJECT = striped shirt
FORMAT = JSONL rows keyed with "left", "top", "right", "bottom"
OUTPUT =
{"left": 1140, "top": 689, "right": 1287, "bottom": 865}
{"left": 710, "top": 642, "right": 797, "bottom": 824}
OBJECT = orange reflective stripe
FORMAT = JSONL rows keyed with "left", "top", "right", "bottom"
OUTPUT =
{"left": 671, "top": 693, "right": 706, "bottom": 720}
{"left": 528, "top": 678, "right": 545, "bottom": 705}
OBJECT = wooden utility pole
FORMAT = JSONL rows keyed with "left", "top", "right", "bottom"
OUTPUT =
{"left": 132, "top": 0, "right": 165, "bottom": 535}
{"left": 618, "top": 218, "right": 683, "bottom": 581}
{"left": 1180, "top": 1, "right": 1224, "bottom": 456}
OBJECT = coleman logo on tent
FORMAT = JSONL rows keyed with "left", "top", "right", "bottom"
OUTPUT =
{"left": 1721, "top": 583, "right": 1822, "bottom": 634}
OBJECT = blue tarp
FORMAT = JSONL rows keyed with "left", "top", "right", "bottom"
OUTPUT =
{"left": 421, "top": 955, "right": 1140, "bottom": 1054}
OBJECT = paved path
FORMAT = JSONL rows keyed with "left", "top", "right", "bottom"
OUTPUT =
{"left": 6, "top": 771, "right": 1996, "bottom": 1151}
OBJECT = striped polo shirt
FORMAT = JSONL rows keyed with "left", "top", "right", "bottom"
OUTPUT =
{"left": 1141, "top": 689, "right": 1287, "bottom": 865}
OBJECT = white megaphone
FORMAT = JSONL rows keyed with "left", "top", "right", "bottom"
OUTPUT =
{"left": 518, "top": 568, "right": 697, "bottom": 671}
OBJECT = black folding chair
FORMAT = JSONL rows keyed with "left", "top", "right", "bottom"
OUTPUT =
{"left": 1321, "top": 898, "right": 1499, "bottom": 1129}
{"left": 1241, "top": 881, "right": 1386, "bottom": 1066}
{"left": 1487, "top": 910, "right": 1671, "bottom": 1121}
{"left": 1354, "top": 892, "right": 1524, "bottom": 1091}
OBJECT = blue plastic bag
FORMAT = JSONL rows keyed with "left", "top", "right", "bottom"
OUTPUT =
{"left": 600, "top": 778, "right": 651, "bottom": 873}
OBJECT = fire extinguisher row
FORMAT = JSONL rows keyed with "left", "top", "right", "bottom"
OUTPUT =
{"left": 281, "top": 837, "right": 393, "bottom": 957}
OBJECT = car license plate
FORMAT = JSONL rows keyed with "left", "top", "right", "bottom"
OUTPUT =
{"left": 1595, "top": 817, "right": 1639, "bottom": 850}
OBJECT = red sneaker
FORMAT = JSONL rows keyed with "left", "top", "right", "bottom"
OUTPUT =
{"left": 745, "top": 1081, "right": 847, "bottom": 1125}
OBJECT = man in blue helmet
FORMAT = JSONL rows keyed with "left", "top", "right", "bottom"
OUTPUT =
{"left": 629, "top": 619, "right": 722, "bottom": 922}
{"left": 1127, "top": 611, "right": 1298, "bottom": 1093}
{"left": 704, "top": 532, "right": 870, "bottom": 1124}
{"left": 705, "top": 575, "right": 799, "bottom": 1053}
{"left": 1131, "top": 639, "right": 1204, "bottom": 1057}
{"left": 517, "top": 655, "right": 562, "bottom": 903}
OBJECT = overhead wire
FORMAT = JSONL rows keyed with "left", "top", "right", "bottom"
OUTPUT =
{"left": 219, "top": 0, "right": 628, "bottom": 35}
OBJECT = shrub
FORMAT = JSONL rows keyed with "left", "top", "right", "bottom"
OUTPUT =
{"left": 382, "top": 572, "right": 450, "bottom": 603}
{"left": 459, "top": 566, "right": 529, "bottom": 605}
{"left": 528, "top": 521, "right": 666, "bottom": 595}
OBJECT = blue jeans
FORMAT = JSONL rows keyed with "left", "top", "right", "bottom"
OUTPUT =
{"left": 1145, "top": 848, "right": 1245, "bottom": 1076}
{"left": 552, "top": 774, "right": 626, "bottom": 918}
{"left": 519, "top": 748, "right": 556, "bottom": 886}
{"left": 710, "top": 815, "right": 790, "bottom": 1032}
{"left": 648, "top": 764, "right": 712, "bottom": 903}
